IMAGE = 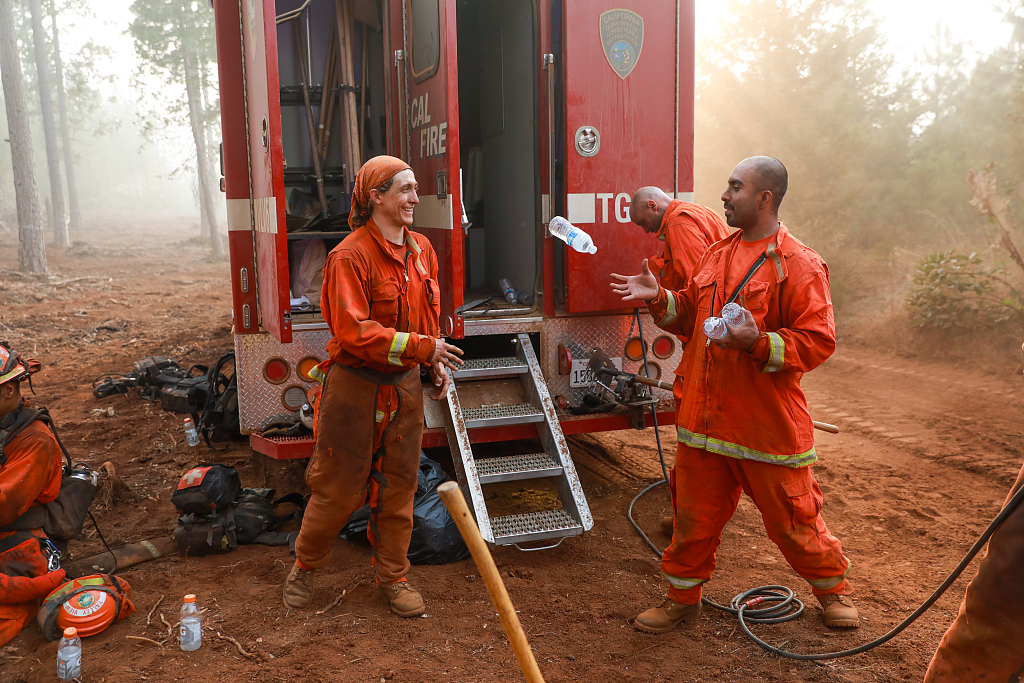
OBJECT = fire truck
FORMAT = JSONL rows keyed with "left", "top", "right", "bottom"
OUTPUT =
{"left": 211, "top": 0, "right": 695, "bottom": 547}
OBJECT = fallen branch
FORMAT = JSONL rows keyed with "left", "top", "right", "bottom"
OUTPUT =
{"left": 316, "top": 579, "right": 364, "bottom": 615}
{"left": 147, "top": 594, "right": 164, "bottom": 627}
{"left": 126, "top": 636, "right": 164, "bottom": 648}
{"left": 215, "top": 631, "right": 256, "bottom": 659}
{"left": 49, "top": 276, "right": 109, "bottom": 286}
{"left": 160, "top": 613, "right": 173, "bottom": 638}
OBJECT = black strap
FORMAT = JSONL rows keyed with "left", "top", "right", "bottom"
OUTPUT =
{"left": 725, "top": 253, "right": 768, "bottom": 308}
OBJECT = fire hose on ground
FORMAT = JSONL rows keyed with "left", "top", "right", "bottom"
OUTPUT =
{"left": 625, "top": 307, "right": 1024, "bottom": 660}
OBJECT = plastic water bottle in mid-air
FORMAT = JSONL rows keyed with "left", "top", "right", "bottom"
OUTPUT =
{"left": 183, "top": 418, "right": 200, "bottom": 447}
{"left": 548, "top": 217, "right": 598, "bottom": 254}
{"left": 180, "top": 594, "right": 202, "bottom": 651}
{"left": 57, "top": 627, "right": 82, "bottom": 681}
{"left": 498, "top": 278, "right": 518, "bottom": 304}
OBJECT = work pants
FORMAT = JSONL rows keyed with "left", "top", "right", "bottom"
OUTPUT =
{"left": 923, "top": 462, "right": 1024, "bottom": 681}
{"left": 0, "top": 530, "right": 66, "bottom": 647}
{"left": 294, "top": 365, "right": 424, "bottom": 586}
{"left": 663, "top": 445, "right": 851, "bottom": 604}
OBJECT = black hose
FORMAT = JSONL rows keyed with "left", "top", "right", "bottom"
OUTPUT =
{"left": 624, "top": 307, "right": 1024, "bottom": 659}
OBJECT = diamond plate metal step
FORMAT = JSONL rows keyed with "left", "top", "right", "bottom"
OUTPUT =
{"left": 454, "top": 356, "right": 528, "bottom": 379}
{"left": 476, "top": 453, "right": 563, "bottom": 484}
{"left": 490, "top": 509, "right": 584, "bottom": 545}
{"left": 462, "top": 403, "right": 544, "bottom": 428}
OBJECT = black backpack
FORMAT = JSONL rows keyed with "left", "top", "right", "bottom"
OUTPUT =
{"left": 170, "top": 463, "right": 241, "bottom": 515}
{"left": 200, "top": 352, "right": 241, "bottom": 446}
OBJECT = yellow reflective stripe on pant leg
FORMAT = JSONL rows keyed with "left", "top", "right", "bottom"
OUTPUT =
{"left": 387, "top": 332, "right": 410, "bottom": 366}
{"left": 807, "top": 560, "right": 851, "bottom": 591}
{"left": 658, "top": 290, "right": 678, "bottom": 327}
{"left": 374, "top": 408, "right": 399, "bottom": 424}
{"left": 761, "top": 332, "right": 784, "bottom": 373}
{"left": 663, "top": 572, "right": 704, "bottom": 590}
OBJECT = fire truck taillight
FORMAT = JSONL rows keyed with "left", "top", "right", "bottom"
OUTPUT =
{"left": 652, "top": 335, "right": 675, "bottom": 359}
{"left": 297, "top": 356, "right": 322, "bottom": 382}
{"left": 263, "top": 358, "right": 291, "bottom": 384}
{"left": 624, "top": 337, "right": 645, "bottom": 361}
{"left": 281, "top": 385, "right": 308, "bottom": 412}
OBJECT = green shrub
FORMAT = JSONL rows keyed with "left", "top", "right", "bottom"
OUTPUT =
{"left": 907, "top": 250, "right": 1024, "bottom": 329}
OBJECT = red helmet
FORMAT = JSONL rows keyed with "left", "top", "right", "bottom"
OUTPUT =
{"left": 0, "top": 342, "right": 31, "bottom": 386}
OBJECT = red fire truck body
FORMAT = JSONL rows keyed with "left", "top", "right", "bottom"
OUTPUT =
{"left": 212, "top": 0, "right": 695, "bottom": 462}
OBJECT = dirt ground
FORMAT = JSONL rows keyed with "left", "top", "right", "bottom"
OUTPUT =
{"left": 2, "top": 218, "right": 1022, "bottom": 683}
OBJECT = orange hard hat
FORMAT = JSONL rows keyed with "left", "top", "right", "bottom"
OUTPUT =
{"left": 38, "top": 574, "right": 135, "bottom": 641}
{"left": 55, "top": 586, "right": 120, "bottom": 637}
{"left": 0, "top": 342, "right": 39, "bottom": 386}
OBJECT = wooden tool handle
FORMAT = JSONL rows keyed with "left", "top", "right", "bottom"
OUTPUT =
{"left": 438, "top": 482, "right": 546, "bottom": 683}
{"left": 632, "top": 375, "right": 674, "bottom": 391}
{"left": 813, "top": 420, "right": 840, "bottom": 434}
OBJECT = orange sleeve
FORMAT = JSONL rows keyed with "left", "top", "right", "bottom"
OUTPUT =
{"left": 0, "top": 427, "right": 63, "bottom": 527}
{"left": 323, "top": 254, "right": 434, "bottom": 369}
{"left": 662, "top": 214, "right": 715, "bottom": 290}
{"left": 747, "top": 267, "right": 836, "bottom": 374}
{"left": 647, "top": 280, "right": 699, "bottom": 338}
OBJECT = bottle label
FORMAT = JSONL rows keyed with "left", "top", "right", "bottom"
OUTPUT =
{"left": 181, "top": 620, "right": 201, "bottom": 645}
{"left": 566, "top": 228, "right": 580, "bottom": 244}
{"left": 57, "top": 652, "right": 81, "bottom": 679}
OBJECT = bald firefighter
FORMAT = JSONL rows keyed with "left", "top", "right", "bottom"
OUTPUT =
{"left": 612, "top": 157, "right": 858, "bottom": 633}
{"left": 0, "top": 343, "right": 66, "bottom": 646}
{"left": 629, "top": 188, "right": 731, "bottom": 533}
{"left": 283, "top": 156, "right": 463, "bottom": 618}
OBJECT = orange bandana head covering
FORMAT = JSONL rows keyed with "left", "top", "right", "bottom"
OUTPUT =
{"left": 350, "top": 155, "right": 412, "bottom": 229}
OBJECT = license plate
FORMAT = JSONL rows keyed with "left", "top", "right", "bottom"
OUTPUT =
{"left": 570, "top": 357, "right": 623, "bottom": 388}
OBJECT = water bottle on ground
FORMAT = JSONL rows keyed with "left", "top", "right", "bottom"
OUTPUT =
{"left": 498, "top": 278, "right": 517, "bottom": 304}
{"left": 57, "top": 627, "right": 82, "bottom": 681}
{"left": 703, "top": 317, "right": 727, "bottom": 340}
{"left": 721, "top": 302, "right": 745, "bottom": 327}
{"left": 548, "top": 217, "right": 598, "bottom": 254}
{"left": 183, "top": 418, "right": 200, "bottom": 447}
{"left": 180, "top": 594, "right": 202, "bottom": 651}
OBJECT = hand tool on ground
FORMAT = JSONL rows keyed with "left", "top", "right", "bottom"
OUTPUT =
{"left": 292, "top": 18, "right": 329, "bottom": 215}
{"left": 438, "top": 482, "right": 545, "bottom": 683}
{"left": 63, "top": 537, "right": 176, "bottom": 579}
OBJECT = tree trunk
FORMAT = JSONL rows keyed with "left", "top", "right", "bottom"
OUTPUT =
{"left": 183, "top": 47, "right": 223, "bottom": 259}
{"left": 0, "top": 0, "right": 46, "bottom": 273}
{"left": 28, "top": 0, "right": 66, "bottom": 248}
{"left": 49, "top": 0, "right": 82, "bottom": 236}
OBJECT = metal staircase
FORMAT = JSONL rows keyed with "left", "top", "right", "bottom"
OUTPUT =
{"left": 441, "top": 333, "right": 594, "bottom": 547}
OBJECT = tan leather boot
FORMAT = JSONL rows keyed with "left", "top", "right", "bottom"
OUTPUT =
{"left": 818, "top": 594, "right": 860, "bottom": 628}
{"left": 283, "top": 562, "right": 314, "bottom": 609}
{"left": 379, "top": 580, "right": 425, "bottom": 617}
{"left": 634, "top": 598, "right": 701, "bottom": 633}
{"left": 660, "top": 516, "right": 674, "bottom": 534}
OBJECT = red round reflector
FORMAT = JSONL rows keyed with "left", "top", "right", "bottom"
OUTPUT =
{"left": 652, "top": 335, "right": 675, "bottom": 359}
{"left": 263, "top": 357, "right": 291, "bottom": 384}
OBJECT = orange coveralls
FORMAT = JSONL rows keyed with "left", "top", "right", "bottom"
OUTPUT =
{"left": 646, "top": 200, "right": 731, "bottom": 405}
{"left": 0, "top": 410, "right": 67, "bottom": 646}
{"left": 294, "top": 218, "right": 440, "bottom": 586}
{"left": 923, "top": 460, "right": 1024, "bottom": 681}
{"left": 647, "top": 223, "right": 850, "bottom": 604}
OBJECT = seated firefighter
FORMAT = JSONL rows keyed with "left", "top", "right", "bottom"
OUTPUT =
{"left": 283, "top": 156, "right": 464, "bottom": 617}
{"left": 0, "top": 343, "right": 67, "bottom": 646}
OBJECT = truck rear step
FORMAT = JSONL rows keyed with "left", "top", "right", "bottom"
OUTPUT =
{"left": 441, "top": 333, "right": 593, "bottom": 548}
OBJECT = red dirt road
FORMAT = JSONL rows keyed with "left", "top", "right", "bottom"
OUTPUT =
{"left": 1, "top": 221, "right": 1021, "bottom": 682}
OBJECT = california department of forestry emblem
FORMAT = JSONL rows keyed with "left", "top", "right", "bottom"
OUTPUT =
{"left": 600, "top": 9, "right": 643, "bottom": 79}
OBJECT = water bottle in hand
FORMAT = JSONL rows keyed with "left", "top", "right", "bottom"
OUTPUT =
{"left": 57, "top": 627, "right": 82, "bottom": 681}
{"left": 498, "top": 278, "right": 517, "bottom": 304}
{"left": 183, "top": 418, "right": 200, "bottom": 447}
{"left": 548, "top": 217, "right": 598, "bottom": 254}
{"left": 703, "top": 317, "right": 728, "bottom": 340}
{"left": 180, "top": 594, "right": 202, "bottom": 651}
{"left": 721, "top": 302, "right": 745, "bottom": 327}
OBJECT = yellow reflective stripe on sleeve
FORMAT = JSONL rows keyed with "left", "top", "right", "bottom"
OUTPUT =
{"left": 387, "top": 332, "right": 410, "bottom": 366}
{"left": 761, "top": 332, "right": 784, "bottom": 373}
{"left": 662, "top": 572, "right": 704, "bottom": 590}
{"left": 308, "top": 366, "right": 327, "bottom": 385}
{"left": 677, "top": 427, "right": 817, "bottom": 467}
{"left": 658, "top": 290, "right": 678, "bottom": 327}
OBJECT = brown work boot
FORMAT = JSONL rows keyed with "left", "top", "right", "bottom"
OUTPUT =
{"left": 283, "top": 562, "right": 314, "bottom": 609}
{"left": 660, "top": 516, "right": 674, "bottom": 535}
{"left": 818, "top": 594, "right": 860, "bottom": 628}
{"left": 379, "top": 580, "right": 425, "bottom": 617}
{"left": 634, "top": 598, "right": 701, "bottom": 633}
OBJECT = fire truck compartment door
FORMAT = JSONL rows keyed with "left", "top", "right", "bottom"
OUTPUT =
{"left": 242, "top": 0, "right": 291, "bottom": 342}
{"left": 561, "top": 1, "right": 681, "bottom": 314}
{"left": 390, "top": 0, "right": 463, "bottom": 337}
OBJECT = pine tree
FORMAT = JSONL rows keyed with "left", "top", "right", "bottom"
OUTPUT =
{"left": 49, "top": 0, "right": 82, "bottom": 236}
{"left": 28, "top": 0, "right": 67, "bottom": 247}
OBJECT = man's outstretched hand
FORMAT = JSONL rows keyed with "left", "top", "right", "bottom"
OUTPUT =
{"left": 611, "top": 259, "right": 660, "bottom": 302}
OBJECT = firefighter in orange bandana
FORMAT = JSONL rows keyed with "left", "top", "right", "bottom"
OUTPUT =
{"left": 0, "top": 344, "right": 66, "bottom": 646}
{"left": 613, "top": 157, "right": 858, "bottom": 633}
{"left": 283, "top": 157, "right": 463, "bottom": 618}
